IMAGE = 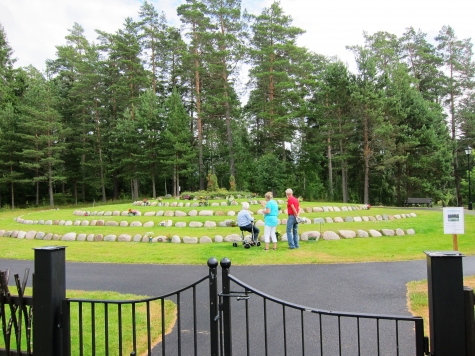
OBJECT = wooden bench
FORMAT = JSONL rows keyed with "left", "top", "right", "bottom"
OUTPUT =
{"left": 404, "top": 198, "right": 432, "bottom": 207}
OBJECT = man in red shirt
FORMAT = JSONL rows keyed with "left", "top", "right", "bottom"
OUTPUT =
{"left": 286, "top": 188, "right": 300, "bottom": 249}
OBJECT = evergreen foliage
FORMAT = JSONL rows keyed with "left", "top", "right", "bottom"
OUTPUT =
{"left": 0, "top": 4, "right": 473, "bottom": 207}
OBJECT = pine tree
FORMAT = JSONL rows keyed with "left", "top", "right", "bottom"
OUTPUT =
{"left": 178, "top": 0, "right": 214, "bottom": 189}
{"left": 246, "top": 1, "right": 309, "bottom": 157}
{"left": 18, "top": 68, "right": 67, "bottom": 207}
{"left": 436, "top": 25, "right": 475, "bottom": 206}
{"left": 160, "top": 88, "right": 196, "bottom": 196}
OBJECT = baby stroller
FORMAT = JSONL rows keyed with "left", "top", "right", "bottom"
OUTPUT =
{"left": 233, "top": 221, "right": 261, "bottom": 249}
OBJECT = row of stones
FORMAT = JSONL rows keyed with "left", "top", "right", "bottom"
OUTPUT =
{"left": 17, "top": 213, "right": 417, "bottom": 228}
{"left": 0, "top": 227, "right": 416, "bottom": 243}
{"left": 73, "top": 204, "right": 368, "bottom": 217}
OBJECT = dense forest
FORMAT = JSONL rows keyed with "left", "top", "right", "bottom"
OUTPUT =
{"left": 0, "top": 0, "right": 474, "bottom": 208}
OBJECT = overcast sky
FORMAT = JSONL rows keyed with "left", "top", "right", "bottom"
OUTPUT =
{"left": 1, "top": 0, "right": 474, "bottom": 74}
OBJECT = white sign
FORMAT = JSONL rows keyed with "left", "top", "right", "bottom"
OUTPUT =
{"left": 443, "top": 207, "right": 465, "bottom": 234}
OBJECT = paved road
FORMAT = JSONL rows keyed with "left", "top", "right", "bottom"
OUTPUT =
{"left": 3, "top": 255, "right": 475, "bottom": 355}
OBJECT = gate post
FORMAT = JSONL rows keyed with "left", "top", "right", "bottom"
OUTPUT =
{"left": 464, "top": 287, "right": 475, "bottom": 356}
{"left": 220, "top": 257, "right": 232, "bottom": 356}
{"left": 208, "top": 257, "right": 219, "bottom": 356}
{"left": 33, "top": 246, "right": 66, "bottom": 356}
{"left": 425, "top": 251, "right": 465, "bottom": 355}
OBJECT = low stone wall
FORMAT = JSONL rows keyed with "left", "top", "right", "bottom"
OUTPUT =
{"left": 0, "top": 227, "right": 416, "bottom": 243}
{"left": 74, "top": 204, "right": 369, "bottom": 217}
{"left": 15, "top": 212, "right": 417, "bottom": 228}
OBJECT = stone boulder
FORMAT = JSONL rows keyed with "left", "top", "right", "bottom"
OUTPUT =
{"left": 322, "top": 231, "right": 340, "bottom": 240}
{"left": 175, "top": 211, "right": 187, "bottom": 217}
{"left": 199, "top": 210, "right": 214, "bottom": 216}
{"left": 189, "top": 221, "right": 203, "bottom": 228}
{"left": 382, "top": 229, "right": 395, "bottom": 236}
{"left": 357, "top": 230, "right": 369, "bottom": 238}
{"left": 175, "top": 222, "right": 187, "bottom": 227}
{"left": 214, "top": 235, "right": 223, "bottom": 243}
{"left": 158, "top": 220, "right": 173, "bottom": 227}
{"left": 339, "top": 230, "right": 356, "bottom": 238}
{"left": 105, "top": 221, "right": 119, "bottom": 227}
{"left": 61, "top": 232, "right": 77, "bottom": 241}
{"left": 301, "top": 231, "right": 320, "bottom": 241}
{"left": 188, "top": 210, "right": 198, "bottom": 216}
{"left": 103, "top": 235, "right": 117, "bottom": 242}
{"left": 368, "top": 229, "right": 382, "bottom": 237}
{"left": 204, "top": 221, "right": 217, "bottom": 228}
{"left": 118, "top": 234, "right": 132, "bottom": 242}
{"left": 224, "top": 234, "right": 242, "bottom": 242}
{"left": 200, "top": 236, "right": 213, "bottom": 243}
{"left": 183, "top": 236, "right": 198, "bottom": 244}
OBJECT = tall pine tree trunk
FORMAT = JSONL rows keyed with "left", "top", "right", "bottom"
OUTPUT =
{"left": 363, "top": 109, "right": 370, "bottom": 205}
{"left": 327, "top": 135, "right": 333, "bottom": 200}
{"left": 10, "top": 181, "right": 14, "bottom": 209}
{"left": 338, "top": 109, "right": 348, "bottom": 203}
{"left": 194, "top": 37, "right": 204, "bottom": 190}
{"left": 48, "top": 163, "right": 54, "bottom": 207}
{"left": 152, "top": 175, "right": 156, "bottom": 199}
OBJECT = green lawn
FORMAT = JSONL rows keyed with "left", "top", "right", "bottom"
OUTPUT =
{"left": 1, "top": 202, "right": 473, "bottom": 265}
{"left": 0, "top": 288, "right": 176, "bottom": 356}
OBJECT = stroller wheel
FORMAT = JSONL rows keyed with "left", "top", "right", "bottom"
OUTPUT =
{"left": 256, "top": 241, "right": 261, "bottom": 247}
{"left": 232, "top": 242, "right": 238, "bottom": 247}
{"left": 244, "top": 243, "right": 251, "bottom": 249}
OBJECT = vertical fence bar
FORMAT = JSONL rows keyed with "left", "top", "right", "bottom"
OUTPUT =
{"left": 177, "top": 293, "right": 181, "bottom": 356}
{"left": 208, "top": 257, "right": 219, "bottom": 356}
{"left": 338, "top": 316, "right": 341, "bottom": 356}
{"left": 104, "top": 304, "right": 109, "bottom": 356}
{"left": 464, "top": 287, "right": 475, "bottom": 356}
{"left": 131, "top": 303, "right": 137, "bottom": 355}
{"left": 414, "top": 317, "right": 425, "bottom": 356}
{"left": 300, "top": 310, "right": 305, "bottom": 356}
{"left": 33, "top": 246, "right": 66, "bottom": 356}
{"left": 395, "top": 319, "right": 399, "bottom": 356}
{"left": 146, "top": 301, "right": 151, "bottom": 355}
{"left": 376, "top": 318, "right": 380, "bottom": 356}
{"left": 118, "top": 304, "right": 123, "bottom": 356}
{"left": 220, "top": 258, "right": 232, "bottom": 356}
{"left": 283, "top": 306, "right": 287, "bottom": 356}
{"left": 357, "top": 317, "right": 361, "bottom": 356}
{"left": 245, "top": 295, "right": 250, "bottom": 356}
{"left": 61, "top": 299, "right": 71, "bottom": 356}
{"left": 91, "top": 303, "right": 96, "bottom": 356}
{"left": 193, "top": 286, "right": 197, "bottom": 355}
{"left": 79, "top": 302, "right": 83, "bottom": 356}
{"left": 319, "top": 313, "right": 323, "bottom": 356}
{"left": 263, "top": 298, "right": 268, "bottom": 356}
{"left": 161, "top": 298, "right": 166, "bottom": 355}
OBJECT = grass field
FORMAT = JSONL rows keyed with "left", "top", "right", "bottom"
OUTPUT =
{"left": 0, "top": 201, "right": 474, "bottom": 265}
{"left": 1, "top": 200, "right": 473, "bottom": 351}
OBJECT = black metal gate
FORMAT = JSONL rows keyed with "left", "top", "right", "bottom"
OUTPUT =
{"left": 218, "top": 258, "right": 426, "bottom": 356}
{"left": 2, "top": 251, "right": 437, "bottom": 356}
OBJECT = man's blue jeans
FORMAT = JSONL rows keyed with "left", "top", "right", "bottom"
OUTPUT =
{"left": 286, "top": 215, "right": 299, "bottom": 248}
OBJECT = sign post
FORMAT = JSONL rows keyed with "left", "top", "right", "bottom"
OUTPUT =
{"left": 443, "top": 207, "right": 464, "bottom": 251}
